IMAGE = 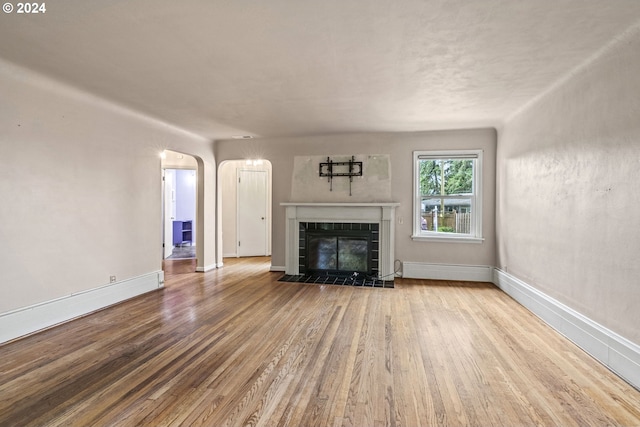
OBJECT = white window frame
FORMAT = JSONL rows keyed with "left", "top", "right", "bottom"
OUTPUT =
{"left": 412, "top": 150, "right": 484, "bottom": 243}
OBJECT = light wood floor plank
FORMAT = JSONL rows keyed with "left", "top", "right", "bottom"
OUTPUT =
{"left": 1, "top": 257, "right": 639, "bottom": 426}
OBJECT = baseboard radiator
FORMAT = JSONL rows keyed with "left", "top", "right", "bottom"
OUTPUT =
{"left": 402, "top": 262, "right": 493, "bottom": 282}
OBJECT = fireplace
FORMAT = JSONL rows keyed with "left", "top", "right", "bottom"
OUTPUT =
{"left": 299, "top": 222, "right": 378, "bottom": 276}
{"left": 281, "top": 203, "right": 399, "bottom": 279}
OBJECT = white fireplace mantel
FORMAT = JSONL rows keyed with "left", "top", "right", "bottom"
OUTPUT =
{"left": 281, "top": 202, "right": 400, "bottom": 278}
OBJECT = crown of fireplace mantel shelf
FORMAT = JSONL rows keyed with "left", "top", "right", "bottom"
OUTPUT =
{"left": 281, "top": 202, "right": 399, "bottom": 278}
{"left": 281, "top": 202, "right": 400, "bottom": 207}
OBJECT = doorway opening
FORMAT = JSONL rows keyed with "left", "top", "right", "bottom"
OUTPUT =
{"left": 218, "top": 160, "right": 272, "bottom": 263}
{"left": 162, "top": 151, "right": 197, "bottom": 260}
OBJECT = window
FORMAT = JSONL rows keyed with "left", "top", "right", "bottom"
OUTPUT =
{"left": 412, "top": 150, "right": 483, "bottom": 242}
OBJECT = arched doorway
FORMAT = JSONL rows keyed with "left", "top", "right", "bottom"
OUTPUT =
{"left": 161, "top": 150, "right": 198, "bottom": 269}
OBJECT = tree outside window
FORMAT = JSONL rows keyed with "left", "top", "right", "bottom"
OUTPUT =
{"left": 413, "top": 151, "right": 482, "bottom": 241}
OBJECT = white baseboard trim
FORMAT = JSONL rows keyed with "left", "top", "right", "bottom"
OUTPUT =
{"left": 0, "top": 271, "right": 164, "bottom": 345}
{"left": 270, "top": 265, "right": 286, "bottom": 272}
{"left": 195, "top": 263, "right": 218, "bottom": 272}
{"left": 402, "top": 262, "right": 493, "bottom": 282}
{"left": 493, "top": 269, "right": 640, "bottom": 391}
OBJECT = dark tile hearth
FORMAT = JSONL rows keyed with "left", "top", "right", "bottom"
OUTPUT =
{"left": 279, "top": 274, "right": 394, "bottom": 288}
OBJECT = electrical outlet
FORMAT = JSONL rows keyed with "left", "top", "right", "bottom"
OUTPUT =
{"left": 110, "top": 275, "right": 117, "bottom": 283}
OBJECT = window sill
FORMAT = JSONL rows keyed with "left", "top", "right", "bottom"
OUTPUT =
{"left": 411, "top": 234, "right": 484, "bottom": 244}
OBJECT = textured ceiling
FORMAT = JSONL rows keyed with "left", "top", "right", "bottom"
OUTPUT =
{"left": 1, "top": 0, "right": 639, "bottom": 140}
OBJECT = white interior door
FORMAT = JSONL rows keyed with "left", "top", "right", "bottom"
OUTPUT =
{"left": 163, "top": 169, "right": 176, "bottom": 259}
{"left": 237, "top": 169, "right": 268, "bottom": 256}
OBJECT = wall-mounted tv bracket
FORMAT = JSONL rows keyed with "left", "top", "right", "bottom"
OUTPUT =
{"left": 319, "top": 156, "right": 363, "bottom": 196}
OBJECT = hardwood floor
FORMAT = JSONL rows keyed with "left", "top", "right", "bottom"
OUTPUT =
{"left": 1, "top": 257, "right": 639, "bottom": 426}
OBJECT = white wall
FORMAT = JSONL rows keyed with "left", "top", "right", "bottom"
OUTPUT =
{"left": 215, "top": 129, "right": 496, "bottom": 270}
{"left": 290, "top": 154, "right": 391, "bottom": 202}
{"left": 0, "top": 58, "right": 215, "bottom": 315}
{"left": 497, "top": 24, "right": 640, "bottom": 344}
{"left": 175, "top": 170, "right": 196, "bottom": 222}
{"left": 175, "top": 169, "right": 197, "bottom": 245}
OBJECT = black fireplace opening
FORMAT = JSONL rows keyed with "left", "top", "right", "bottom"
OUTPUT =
{"left": 280, "top": 222, "right": 392, "bottom": 288}
{"left": 299, "top": 222, "right": 379, "bottom": 278}
{"left": 307, "top": 231, "right": 371, "bottom": 275}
